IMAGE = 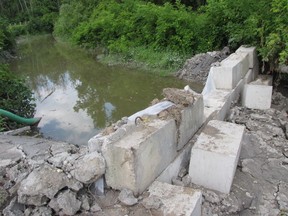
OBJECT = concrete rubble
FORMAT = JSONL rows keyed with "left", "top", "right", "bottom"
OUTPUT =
{"left": 1, "top": 46, "right": 288, "bottom": 216}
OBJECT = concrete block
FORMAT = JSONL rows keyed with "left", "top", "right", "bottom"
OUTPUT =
{"left": 236, "top": 46, "right": 259, "bottom": 80}
{"left": 189, "top": 120, "right": 245, "bottom": 194}
{"left": 147, "top": 181, "right": 202, "bottom": 216}
{"left": 236, "top": 46, "right": 257, "bottom": 69}
{"left": 242, "top": 75, "right": 273, "bottom": 110}
{"left": 212, "top": 52, "right": 249, "bottom": 89}
{"left": 102, "top": 119, "right": 177, "bottom": 194}
{"left": 157, "top": 142, "right": 192, "bottom": 183}
{"left": 204, "top": 90, "right": 232, "bottom": 121}
{"left": 178, "top": 94, "right": 204, "bottom": 150}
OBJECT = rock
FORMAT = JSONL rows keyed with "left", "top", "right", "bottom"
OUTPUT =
{"left": 178, "top": 167, "right": 187, "bottom": 178}
{"left": 163, "top": 88, "right": 194, "bottom": 106}
{"left": 24, "top": 207, "right": 52, "bottom": 216}
{"left": 182, "top": 174, "right": 191, "bottom": 187}
{"left": 172, "top": 177, "right": 185, "bottom": 187}
{"left": 80, "top": 195, "right": 90, "bottom": 211}
{"left": 47, "top": 152, "right": 70, "bottom": 168}
{"left": 70, "top": 151, "right": 105, "bottom": 184}
{"left": 3, "top": 197, "right": 25, "bottom": 216}
{"left": 57, "top": 190, "right": 81, "bottom": 215}
{"left": 118, "top": 189, "right": 138, "bottom": 206}
{"left": 48, "top": 198, "right": 60, "bottom": 213}
{"left": 18, "top": 164, "right": 82, "bottom": 206}
{"left": 90, "top": 202, "right": 102, "bottom": 212}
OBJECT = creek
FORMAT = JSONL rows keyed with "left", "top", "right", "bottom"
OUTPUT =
{"left": 10, "top": 35, "right": 202, "bottom": 145}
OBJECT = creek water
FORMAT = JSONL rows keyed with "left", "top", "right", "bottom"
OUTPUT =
{"left": 9, "top": 35, "right": 202, "bottom": 145}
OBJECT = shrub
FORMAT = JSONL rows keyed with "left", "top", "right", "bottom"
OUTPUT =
{"left": 0, "top": 64, "right": 36, "bottom": 130}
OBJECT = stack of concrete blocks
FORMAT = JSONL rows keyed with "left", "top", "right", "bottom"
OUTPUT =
{"left": 189, "top": 120, "right": 245, "bottom": 193}
{"left": 242, "top": 75, "right": 273, "bottom": 110}
{"left": 88, "top": 90, "right": 204, "bottom": 196}
{"left": 203, "top": 46, "right": 258, "bottom": 122}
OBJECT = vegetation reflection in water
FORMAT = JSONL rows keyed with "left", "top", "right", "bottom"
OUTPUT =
{"left": 10, "top": 35, "right": 202, "bottom": 145}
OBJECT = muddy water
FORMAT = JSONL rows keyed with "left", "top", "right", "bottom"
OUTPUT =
{"left": 10, "top": 35, "right": 202, "bottom": 145}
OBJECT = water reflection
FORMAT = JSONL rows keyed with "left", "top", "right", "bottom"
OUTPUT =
{"left": 10, "top": 35, "right": 202, "bottom": 145}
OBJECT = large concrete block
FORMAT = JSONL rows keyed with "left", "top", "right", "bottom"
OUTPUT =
{"left": 212, "top": 52, "right": 249, "bottom": 89}
{"left": 242, "top": 75, "right": 273, "bottom": 110}
{"left": 146, "top": 181, "right": 202, "bottom": 216}
{"left": 236, "top": 46, "right": 259, "bottom": 79}
{"left": 102, "top": 119, "right": 177, "bottom": 194}
{"left": 203, "top": 90, "right": 232, "bottom": 121}
{"left": 178, "top": 94, "right": 204, "bottom": 150}
{"left": 189, "top": 120, "right": 245, "bottom": 194}
{"left": 236, "top": 46, "right": 257, "bottom": 69}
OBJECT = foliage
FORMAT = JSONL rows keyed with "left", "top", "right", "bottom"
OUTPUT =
{"left": 0, "top": 17, "right": 14, "bottom": 53}
{"left": 54, "top": 0, "right": 99, "bottom": 40}
{"left": 0, "top": 0, "right": 60, "bottom": 34}
{"left": 203, "top": 0, "right": 288, "bottom": 71}
{"left": 0, "top": 64, "right": 36, "bottom": 130}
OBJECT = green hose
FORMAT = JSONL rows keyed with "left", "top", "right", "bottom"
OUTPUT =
{"left": 0, "top": 108, "right": 41, "bottom": 126}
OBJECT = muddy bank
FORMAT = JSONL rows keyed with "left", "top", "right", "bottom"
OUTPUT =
{"left": 176, "top": 47, "right": 230, "bottom": 83}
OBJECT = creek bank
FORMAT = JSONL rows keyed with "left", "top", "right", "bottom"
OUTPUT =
{"left": 0, "top": 91, "right": 287, "bottom": 215}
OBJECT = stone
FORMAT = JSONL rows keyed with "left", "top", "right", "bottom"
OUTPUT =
{"left": 118, "top": 188, "right": 138, "bottom": 206}
{"left": 242, "top": 76, "right": 273, "bottom": 110}
{"left": 178, "top": 94, "right": 204, "bottom": 150}
{"left": 70, "top": 151, "right": 105, "bottom": 184}
{"left": 103, "top": 118, "right": 177, "bottom": 194}
{"left": 172, "top": 177, "right": 185, "bottom": 187}
{"left": 147, "top": 181, "right": 202, "bottom": 216}
{"left": 57, "top": 190, "right": 81, "bottom": 215}
{"left": 189, "top": 120, "right": 245, "bottom": 194}
{"left": 18, "top": 164, "right": 82, "bottom": 206}
{"left": 3, "top": 197, "right": 25, "bottom": 216}
{"left": 25, "top": 207, "right": 52, "bottom": 216}
{"left": 212, "top": 52, "right": 249, "bottom": 89}
{"left": 80, "top": 195, "right": 90, "bottom": 211}
{"left": 90, "top": 202, "right": 102, "bottom": 212}
{"left": 178, "top": 167, "right": 188, "bottom": 178}
{"left": 235, "top": 46, "right": 259, "bottom": 72}
{"left": 182, "top": 174, "right": 192, "bottom": 187}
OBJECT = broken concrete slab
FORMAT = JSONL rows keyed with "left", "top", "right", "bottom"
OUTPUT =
{"left": 146, "top": 181, "right": 202, "bottom": 216}
{"left": 189, "top": 120, "right": 245, "bottom": 194}
{"left": 18, "top": 164, "right": 83, "bottom": 206}
{"left": 70, "top": 151, "right": 105, "bottom": 184}
{"left": 242, "top": 76, "right": 273, "bottom": 110}
{"left": 236, "top": 46, "right": 259, "bottom": 79}
{"left": 103, "top": 118, "right": 177, "bottom": 195}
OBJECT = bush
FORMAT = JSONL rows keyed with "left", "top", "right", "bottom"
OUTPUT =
{"left": 0, "top": 64, "right": 36, "bottom": 130}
